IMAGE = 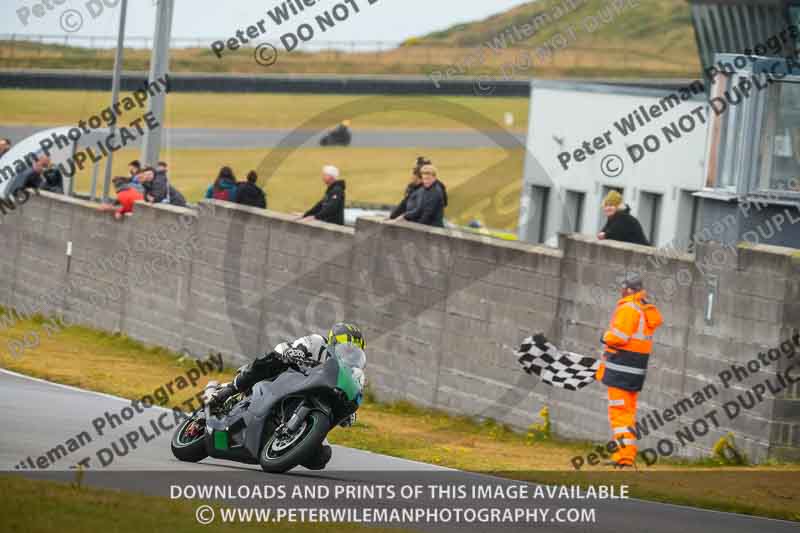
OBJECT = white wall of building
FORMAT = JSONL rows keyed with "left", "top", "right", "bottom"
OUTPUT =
{"left": 519, "top": 81, "right": 709, "bottom": 249}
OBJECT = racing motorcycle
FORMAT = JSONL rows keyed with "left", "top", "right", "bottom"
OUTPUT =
{"left": 170, "top": 343, "right": 366, "bottom": 473}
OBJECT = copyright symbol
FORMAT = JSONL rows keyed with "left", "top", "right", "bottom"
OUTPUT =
{"left": 600, "top": 154, "right": 624, "bottom": 178}
{"left": 195, "top": 505, "right": 215, "bottom": 525}
{"left": 255, "top": 43, "right": 278, "bottom": 67}
{"left": 473, "top": 75, "right": 496, "bottom": 96}
{"left": 60, "top": 9, "right": 84, "bottom": 33}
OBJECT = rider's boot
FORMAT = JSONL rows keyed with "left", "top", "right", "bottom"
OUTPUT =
{"left": 301, "top": 443, "right": 332, "bottom": 471}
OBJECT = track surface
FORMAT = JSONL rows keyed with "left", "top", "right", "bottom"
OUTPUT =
{"left": 0, "top": 126, "right": 526, "bottom": 150}
{"left": 1, "top": 369, "right": 798, "bottom": 533}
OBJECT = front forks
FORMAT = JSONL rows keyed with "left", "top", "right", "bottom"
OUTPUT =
{"left": 284, "top": 405, "right": 311, "bottom": 433}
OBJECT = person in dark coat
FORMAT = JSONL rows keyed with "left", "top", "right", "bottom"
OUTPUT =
{"left": 139, "top": 166, "right": 187, "bottom": 207}
{"left": 236, "top": 170, "right": 267, "bottom": 209}
{"left": 401, "top": 164, "right": 446, "bottom": 228}
{"left": 390, "top": 156, "right": 427, "bottom": 219}
{"left": 302, "top": 165, "right": 345, "bottom": 225}
{"left": 598, "top": 191, "right": 650, "bottom": 246}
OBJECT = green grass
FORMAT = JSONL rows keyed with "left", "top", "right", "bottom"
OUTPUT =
{"left": 1, "top": 309, "right": 800, "bottom": 520}
{"left": 66, "top": 146, "right": 524, "bottom": 231}
{"left": 0, "top": 475, "right": 416, "bottom": 533}
{"left": 0, "top": 90, "right": 529, "bottom": 132}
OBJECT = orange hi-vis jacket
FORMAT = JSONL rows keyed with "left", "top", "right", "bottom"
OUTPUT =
{"left": 597, "top": 291, "right": 663, "bottom": 392}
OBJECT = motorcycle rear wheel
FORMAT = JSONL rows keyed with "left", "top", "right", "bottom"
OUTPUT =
{"left": 259, "top": 410, "right": 331, "bottom": 473}
{"left": 171, "top": 413, "right": 208, "bottom": 462}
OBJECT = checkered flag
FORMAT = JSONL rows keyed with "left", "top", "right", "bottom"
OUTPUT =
{"left": 515, "top": 333, "right": 600, "bottom": 391}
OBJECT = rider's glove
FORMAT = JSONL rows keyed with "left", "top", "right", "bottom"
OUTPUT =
{"left": 208, "top": 383, "right": 236, "bottom": 408}
{"left": 339, "top": 413, "right": 357, "bottom": 427}
{"left": 281, "top": 347, "right": 307, "bottom": 365}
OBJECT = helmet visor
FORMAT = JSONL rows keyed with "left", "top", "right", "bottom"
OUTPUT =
{"left": 333, "top": 343, "right": 366, "bottom": 370}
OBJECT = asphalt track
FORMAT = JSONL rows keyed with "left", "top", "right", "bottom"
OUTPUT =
{"left": 1, "top": 369, "right": 798, "bottom": 532}
{"left": 0, "top": 125, "right": 526, "bottom": 150}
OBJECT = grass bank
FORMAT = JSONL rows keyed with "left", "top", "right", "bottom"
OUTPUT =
{"left": 0, "top": 475, "right": 414, "bottom": 533}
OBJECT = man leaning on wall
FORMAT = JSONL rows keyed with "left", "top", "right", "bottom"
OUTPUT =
{"left": 596, "top": 274, "right": 663, "bottom": 468}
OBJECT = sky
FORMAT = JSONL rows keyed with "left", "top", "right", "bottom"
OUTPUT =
{"left": 1, "top": 0, "right": 535, "bottom": 47}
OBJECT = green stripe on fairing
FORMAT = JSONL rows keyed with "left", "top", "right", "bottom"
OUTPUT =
{"left": 336, "top": 359, "right": 360, "bottom": 401}
{"left": 214, "top": 430, "right": 229, "bottom": 450}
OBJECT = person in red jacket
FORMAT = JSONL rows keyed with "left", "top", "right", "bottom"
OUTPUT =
{"left": 596, "top": 273, "right": 663, "bottom": 468}
{"left": 100, "top": 177, "right": 144, "bottom": 220}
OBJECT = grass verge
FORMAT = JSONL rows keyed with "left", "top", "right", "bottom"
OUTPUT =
{"left": 0, "top": 90, "right": 529, "bottom": 132}
{"left": 0, "top": 474, "right": 414, "bottom": 533}
{"left": 1, "top": 311, "right": 798, "bottom": 521}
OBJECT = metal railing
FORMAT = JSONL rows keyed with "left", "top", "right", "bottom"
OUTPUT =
{"left": 0, "top": 34, "right": 699, "bottom": 77}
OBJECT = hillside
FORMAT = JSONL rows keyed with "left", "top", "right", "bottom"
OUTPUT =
{"left": 415, "top": 0, "right": 699, "bottom": 74}
{"left": 0, "top": 1, "right": 700, "bottom": 79}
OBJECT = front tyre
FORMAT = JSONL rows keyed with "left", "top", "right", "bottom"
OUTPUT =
{"left": 259, "top": 410, "right": 331, "bottom": 473}
{"left": 171, "top": 413, "right": 208, "bottom": 462}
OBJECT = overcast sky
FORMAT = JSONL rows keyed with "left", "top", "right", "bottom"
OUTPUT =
{"left": 2, "top": 0, "right": 534, "bottom": 45}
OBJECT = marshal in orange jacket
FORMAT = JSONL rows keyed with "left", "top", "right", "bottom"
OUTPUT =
{"left": 596, "top": 291, "right": 663, "bottom": 392}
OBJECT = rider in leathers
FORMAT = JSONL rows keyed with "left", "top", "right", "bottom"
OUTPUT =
{"left": 209, "top": 324, "right": 365, "bottom": 470}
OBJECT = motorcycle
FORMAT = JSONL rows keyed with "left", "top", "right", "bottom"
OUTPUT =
{"left": 170, "top": 343, "right": 366, "bottom": 473}
{"left": 319, "top": 124, "right": 352, "bottom": 147}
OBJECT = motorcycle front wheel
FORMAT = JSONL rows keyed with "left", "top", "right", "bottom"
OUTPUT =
{"left": 171, "top": 412, "right": 208, "bottom": 462}
{"left": 259, "top": 410, "right": 331, "bottom": 473}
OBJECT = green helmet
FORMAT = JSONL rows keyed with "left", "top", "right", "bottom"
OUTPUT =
{"left": 327, "top": 322, "right": 366, "bottom": 350}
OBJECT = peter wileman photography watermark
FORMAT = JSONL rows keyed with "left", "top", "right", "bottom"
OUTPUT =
{"left": 211, "top": 0, "right": 381, "bottom": 67}
{"left": 429, "top": 0, "right": 642, "bottom": 96}
{"left": 16, "top": 0, "right": 121, "bottom": 33}
{"left": 570, "top": 333, "right": 800, "bottom": 469}
{"left": 558, "top": 23, "right": 800, "bottom": 175}
{"left": 13, "top": 352, "right": 224, "bottom": 470}
{"left": 0, "top": 75, "right": 169, "bottom": 184}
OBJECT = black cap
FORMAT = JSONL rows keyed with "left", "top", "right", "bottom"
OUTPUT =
{"left": 622, "top": 273, "right": 643, "bottom": 291}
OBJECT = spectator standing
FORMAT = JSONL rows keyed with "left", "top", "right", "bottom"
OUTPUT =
{"left": 128, "top": 160, "right": 145, "bottom": 193}
{"left": 302, "top": 165, "right": 345, "bottom": 225}
{"left": 236, "top": 170, "right": 267, "bottom": 208}
{"left": 129, "top": 160, "right": 141, "bottom": 178}
{"left": 390, "top": 156, "right": 427, "bottom": 219}
{"left": 598, "top": 191, "right": 649, "bottom": 246}
{"left": 14, "top": 154, "right": 51, "bottom": 192}
{"left": 0, "top": 138, "right": 11, "bottom": 159}
{"left": 146, "top": 161, "right": 187, "bottom": 207}
{"left": 205, "top": 166, "right": 239, "bottom": 202}
{"left": 400, "top": 164, "right": 446, "bottom": 228}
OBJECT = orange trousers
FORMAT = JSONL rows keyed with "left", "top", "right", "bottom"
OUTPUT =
{"left": 607, "top": 386, "right": 638, "bottom": 465}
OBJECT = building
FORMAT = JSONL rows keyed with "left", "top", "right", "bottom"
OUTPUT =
{"left": 519, "top": 0, "right": 800, "bottom": 249}
{"left": 518, "top": 79, "right": 708, "bottom": 249}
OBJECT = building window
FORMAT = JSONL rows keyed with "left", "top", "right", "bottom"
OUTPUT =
{"left": 527, "top": 185, "right": 550, "bottom": 244}
{"left": 758, "top": 81, "right": 800, "bottom": 194}
{"left": 638, "top": 191, "right": 663, "bottom": 245}
{"left": 564, "top": 190, "right": 585, "bottom": 233}
{"left": 677, "top": 190, "right": 701, "bottom": 252}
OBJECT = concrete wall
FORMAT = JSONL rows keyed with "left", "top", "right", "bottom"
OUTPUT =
{"left": 1, "top": 192, "right": 798, "bottom": 462}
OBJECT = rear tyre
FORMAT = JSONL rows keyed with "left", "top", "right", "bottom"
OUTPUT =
{"left": 171, "top": 413, "right": 208, "bottom": 462}
{"left": 259, "top": 410, "right": 331, "bottom": 473}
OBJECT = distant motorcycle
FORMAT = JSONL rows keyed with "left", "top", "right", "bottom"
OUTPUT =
{"left": 170, "top": 344, "right": 366, "bottom": 473}
{"left": 320, "top": 124, "right": 352, "bottom": 147}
